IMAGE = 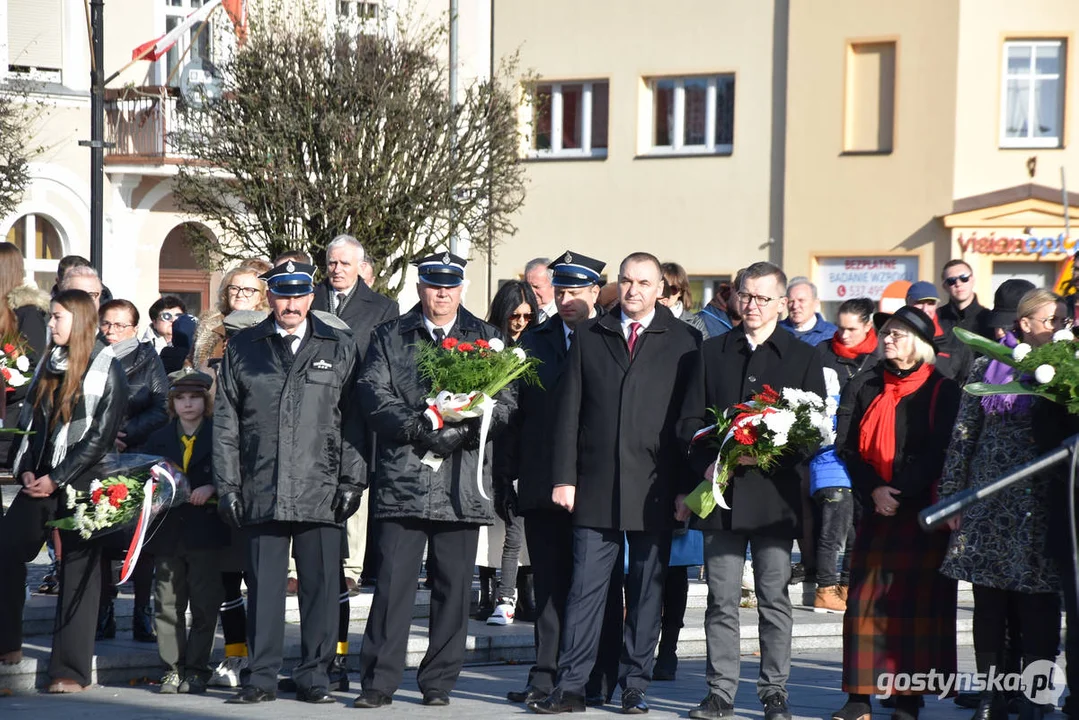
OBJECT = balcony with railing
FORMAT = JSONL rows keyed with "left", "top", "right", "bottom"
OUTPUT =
{"left": 104, "top": 86, "right": 187, "bottom": 165}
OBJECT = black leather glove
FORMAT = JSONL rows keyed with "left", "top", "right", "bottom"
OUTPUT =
{"left": 332, "top": 486, "right": 364, "bottom": 524}
{"left": 493, "top": 477, "right": 518, "bottom": 524}
{"left": 424, "top": 423, "right": 476, "bottom": 457}
{"left": 218, "top": 491, "right": 244, "bottom": 530}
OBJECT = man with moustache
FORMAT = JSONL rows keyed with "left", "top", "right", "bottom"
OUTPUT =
{"left": 353, "top": 253, "right": 516, "bottom": 709}
{"left": 214, "top": 261, "right": 365, "bottom": 705}
{"left": 529, "top": 252, "right": 701, "bottom": 715}
{"left": 502, "top": 251, "right": 623, "bottom": 707}
{"left": 677, "top": 262, "right": 826, "bottom": 720}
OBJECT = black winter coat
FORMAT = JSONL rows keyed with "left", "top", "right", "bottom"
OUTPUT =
{"left": 311, "top": 279, "right": 399, "bottom": 361}
{"left": 678, "top": 325, "right": 826, "bottom": 538}
{"left": 358, "top": 304, "right": 515, "bottom": 525}
{"left": 552, "top": 305, "right": 700, "bottom": 532}
{"left": 214, "top": 315, "right": 365, "bottom": 526}
{"left": 12, "top": 350, "right": 129, "bottom": 491}
{"left": 118, "top": 341, "right": 169, "bottom": 451}
{"left": 144, "top": 418, "right": 228, "bottom": 552}
{"left": 816, "top": 337, "right": 879, "bottom": 393}
{"left": 836, "top": 362, "right": 961, "bottom": 510}
{"left": 500, "top": 314, "right": 575, "bottom": 514}
{"left": 938, "top": 295, "right": 993, "bottom": 342}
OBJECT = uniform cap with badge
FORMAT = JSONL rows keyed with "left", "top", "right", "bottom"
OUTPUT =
{"left": 260, "top": 261, "right": 316, "bottom": 297}
{"left": 167, "top": 368, "right": 214, "bottom": 393}
{"left": 414, "top": 252, "right": 467, "bottom": 288}
{"left": 548, "top": 250, "right": 605, "bottom": 288}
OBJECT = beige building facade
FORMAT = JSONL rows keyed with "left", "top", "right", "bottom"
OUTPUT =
{"left": 785, "top": 0, "right": 1079, "bottom": 316}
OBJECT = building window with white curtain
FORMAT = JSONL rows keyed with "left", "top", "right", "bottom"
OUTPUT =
{"left": 1000, "top": 39, "right": 1065, "bottom": 148}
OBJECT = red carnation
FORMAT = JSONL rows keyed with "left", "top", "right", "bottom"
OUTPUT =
{"left": 457, "top": 342, "right": 475, "bottom": 352}
{"left": 109, "top": 496, "right": 122, "bottom": 508}
{"left": 475, "top": 339, "right": 489, "bottom": 349}
{"left": 733, "top": 425, "right": 757, "bottom": 445}
{"left": 107, "top": 484, "right": 129, "bottom": 501}
{"left": 441, "top": 337, "right": 458, "bottom": 350}
{"left": 91, "top": 488, "right": 104, "bottom": 504}
{"left": 2, "top": 344, "right": 14, "bottom": 354}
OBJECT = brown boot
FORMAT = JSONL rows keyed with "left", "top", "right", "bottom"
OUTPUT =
{"left": 814, "top": 586, "right": 846, "bottom": 614}
{"left": 837, "top": 584, "right": 849, "bottom": 603}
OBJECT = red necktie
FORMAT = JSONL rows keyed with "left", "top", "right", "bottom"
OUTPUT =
{"left": 627, "top": 322, "right": 642, "bottom": 356}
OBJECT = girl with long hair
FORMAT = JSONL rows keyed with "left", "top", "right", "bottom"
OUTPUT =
{"left": 0, "top": 289, "right": 129, "bottom": 692}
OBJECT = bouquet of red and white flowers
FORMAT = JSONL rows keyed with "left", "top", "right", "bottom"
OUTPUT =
{"left": 0, "top": 331, "right": 33, "bottom": 389}
{"left": 685, "top": 385, "right": 836, "bottom": 518}
{"left": 48, "top": 455, "right": 190, "bottom": 582}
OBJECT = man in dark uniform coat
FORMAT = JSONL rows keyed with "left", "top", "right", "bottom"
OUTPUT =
{"left": 676, "top": 262, "right": 826, "bottom": 720}
{"left": 529, "top": 252, "right": 701, "bottom": 715}
{"left": 214, "top": 261, "right": 365, "bottom": 705}
{"left": 502, "top": 251, "right": 624, "bottom": 707}
{"left": 353, "top": 252, "right": 517, "bottom": 709}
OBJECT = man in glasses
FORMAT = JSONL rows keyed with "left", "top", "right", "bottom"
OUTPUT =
{"left": 141, "top": 295, "right": 187, "bottom": 353}
{"left": 937, "top": 260, "right": 993, "bottom": 341}
{"left": 676, "top": 261, "right": 825, "bottom": 720}
{"left": 58, "top": 265, "right": 105, "bottom": 310}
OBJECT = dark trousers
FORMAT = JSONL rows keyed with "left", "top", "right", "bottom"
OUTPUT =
{"left": 555, "top": 527, "right": 670, "bottom": 695}
{"left": 358, "top": 518, "right": 479, "bottom": 696}
{"left": 0, "top": 491, "right": 102, "bottom": 686}
{"left": 585, "top": 548, "right": 624, "bottom": 701}
{"left": 972, "top": 585, "right": 1060, "bottom": 661}
{"left": 154, "top": 546, "right": 223, "bottom": 678}
{"left": 813, "top": 487, "right": 854, "bottom": 587}
{"left": 497, "top": 514, "right": 526, "bottom": 599}
{"left": 524, "top": 510, "right": 573, "bottom": 693}
{"left": 219, "top": 571, "right": 247, "bottom": 653}
{"left": 659, "top": 566, "right": 689, "bottom": 643}
{"left": 245, "top": 522, "right": 340, "bottom": 692}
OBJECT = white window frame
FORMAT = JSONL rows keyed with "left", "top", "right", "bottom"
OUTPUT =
{"left": 647, "top": 75, "right": 733, "bottom": 156}
{"left": 999, "top": 39, "right": 1065, "bottom": 149}
{"left": 4, "top": 213, "right": 65, "bottom": 286}
{"left": 156, "top": 0, "right": 216, "bottom": 87}
{"left": 524, "top": 80, "right": 608, "bottom": 159}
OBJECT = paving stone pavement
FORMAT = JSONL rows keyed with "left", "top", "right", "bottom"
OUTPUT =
{"left": 2, "top": 646, "right": 1062, "bottom": 720}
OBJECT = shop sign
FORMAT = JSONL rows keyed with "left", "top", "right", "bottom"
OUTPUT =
{"left": 816, "top": 256, "right": 918, "bottom": 302}
{"left": 957, "top": 232, "right": 1076, "bottom": 258}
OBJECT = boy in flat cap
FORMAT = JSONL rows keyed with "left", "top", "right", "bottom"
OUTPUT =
{"left": 214, "top": 261, "right": 366, "bottom": 705}
{"left": 353, "top": 251, "right": 517, "bottom": 709}
{"left": 144, "top": 369, "right": 225, "bottom": 695}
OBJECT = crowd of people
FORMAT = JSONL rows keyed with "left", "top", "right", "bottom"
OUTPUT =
{"left": 0, "top": 243, "right": 1074, "bottom": 720}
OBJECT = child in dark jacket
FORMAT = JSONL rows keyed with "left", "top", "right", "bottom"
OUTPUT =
{"left": 144, "top": 369, "right": 226, "bottom": 694}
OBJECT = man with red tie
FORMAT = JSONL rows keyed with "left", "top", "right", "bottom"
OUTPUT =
{"left": 529, "top": 252, "right": 701, "bottom": 715}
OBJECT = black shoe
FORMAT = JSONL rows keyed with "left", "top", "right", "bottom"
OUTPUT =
{"left": 38, "top": 573, "right": 58, "bottom": 595}
{"left": 653, "top": 650, "right": 677, "bottom": 681}
{"left": 132, "top": 604, "right": 156, "bottom": 643}
{"left": 763, "top": 693, "right": 792, "bottom": 720}
{"left": 328, "top": 654, "right": 350, "bottom": 692}
{"left": 296, "top": 686, "right": 335, "bottom": 704}
{"left": 972, "top": 692, "right": 1008, "bottom": 720}
{"left": 621, "top": 688, "right": 649, "bottom": 714}
{"left": 353, "top": 689, "right": 393, "bottom": 709}
{"left": 832, "top": 700, "right": 872, "bottom": 720}
{"left": 422, "top": 689, "right": 451, "bottom": 706}
{"left": 95, "top": 600, "right": 116, "bottom": 641}
{"left": 529, "top": 688, "right": 586, "bottom": 714}
{"left": 789, "top": 562, "right": 806, "bottom": 585}
{"left": 178, "top": 674, "right": 207, "bottom": 695}
{"left": 225, "top": 685, "right": 276, "bottom": 704}
{"left": 508, "top": 686, "right": 550, "bottom": 704}
{"left": 585, "top": 693, "right": 607, "bottom": 707}
{"left": 689, "top": 693, "right": 735, "bottom": 720}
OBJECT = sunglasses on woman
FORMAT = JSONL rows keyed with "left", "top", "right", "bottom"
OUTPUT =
{"left": 510, "top": 312, "right": 533, "bottom": 321}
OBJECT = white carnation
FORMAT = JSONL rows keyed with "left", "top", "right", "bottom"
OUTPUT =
{"left": 15, "top": 354, "right": 28, "bottom": 372}
{"left": 511, "top": 347, "right": 527, "bottom": 361}
{"left": 762, "top": 409, "right": 797, "bottom": 439}
{"left": 1034, "top": 364, "right": 1056, "bottom": 384}
{"left": 1054, "top": 329, "right": 1075, "bottom": 343}
{"left": 90, "top": 479, "right": 103, "bottom": 493}
{"left": 1013, "top": 343, "right": 1032, "bottom": 361}
{"left": 487, "top": 338, "right": 505, "bottom": 352}
{"left": 772, "top": 433, "right": 789, "bottom": 448}
{"left": 64, "top": 485, "right": 76, "bottom": 509}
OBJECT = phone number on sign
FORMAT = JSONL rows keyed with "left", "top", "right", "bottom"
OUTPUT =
{"left": 832, "top": 284, "right": 889, "bottom": 299}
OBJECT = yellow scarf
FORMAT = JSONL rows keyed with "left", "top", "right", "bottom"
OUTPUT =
{"left": 180, "top": 434, "right": 195, "bottom": 473}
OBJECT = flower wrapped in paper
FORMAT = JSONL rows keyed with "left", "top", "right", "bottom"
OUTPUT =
{"left": 414, "top": 336, "right": 540, "bottom": 498}
{"left": 0, "top": 331, "right": 34, "bottom": 389}
{"left": 685, "top": 385, "right": 835, "bottom": 518}
{"left": 48, "top": 453, "right": 191, "bottom": 583}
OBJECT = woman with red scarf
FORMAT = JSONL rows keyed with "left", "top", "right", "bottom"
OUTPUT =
{"left": 810, "top": 298, "right": 880, "bottom": 613}
{"left": 832, "top": 305, "right": 961, "bottom": 720}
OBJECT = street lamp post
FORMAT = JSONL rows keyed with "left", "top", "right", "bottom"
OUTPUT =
{"left": 79, "top": 0, "right": 106, "bottom": 275}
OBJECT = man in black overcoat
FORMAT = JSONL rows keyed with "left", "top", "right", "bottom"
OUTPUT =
{"left": 353, "top": 253, "right": 516, "bottom": 709}
{"left": 528, "top": 252, "right": 701, "bottom": 715}
{"left": 501, "top": 251, "right": 623, "bottom": 707}
{"left": 676, "top": 262, "right": 826, "bottom": 720}
{"left": 214, "top": 261, "right": 366, "bottom": 705}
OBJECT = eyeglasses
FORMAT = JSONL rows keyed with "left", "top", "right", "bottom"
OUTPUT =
{"left": 1030, "top": 315, "right": 1074, "bottom": 329}
{"left": 100, "top": 321, "right": 134, "bottom": 331}
{"left": 157, "top": 312, "right": 178, "bottom": 322}
{"left": 881, "top": 330, "right": 912, "bottom": 342}
{"left": 227, "top": 285, "right": 261, "bottom": 298}
{"left": 944, "top": 274, "right": 972, "bottom": 287}
{"left": 510, "top": 312, "right": 533, "bottom": 321}
{"left": 736, "top": 291, "right": 775, "bottom": 307}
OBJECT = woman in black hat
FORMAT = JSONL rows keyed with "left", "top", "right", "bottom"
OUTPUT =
{"left": 831, "top": 306, "right": 962, "bottom": 720}
{"left": 938, "top": 288, "right": 1067, "bottom": 720}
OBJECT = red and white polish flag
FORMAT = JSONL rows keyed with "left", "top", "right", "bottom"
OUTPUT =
{"left": 130, "top": 0, "right": 223, "bottom": 62}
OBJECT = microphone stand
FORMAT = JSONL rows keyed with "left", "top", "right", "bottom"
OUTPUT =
{"left": 919, "top": 434, "right": 1079, "bottom": 530}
